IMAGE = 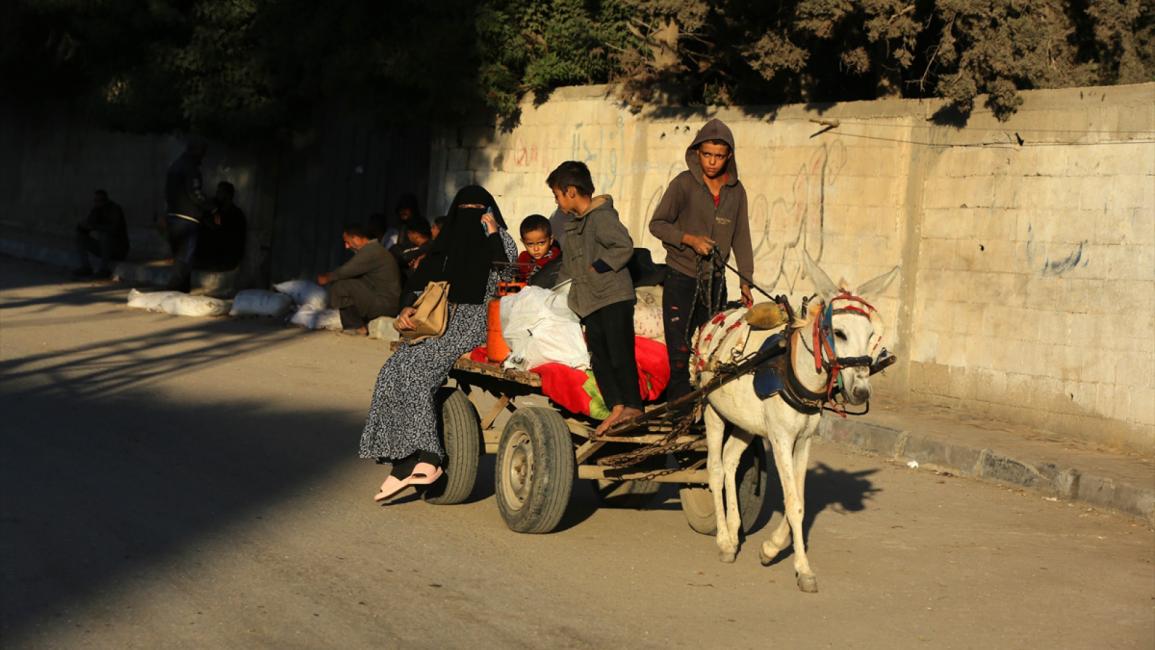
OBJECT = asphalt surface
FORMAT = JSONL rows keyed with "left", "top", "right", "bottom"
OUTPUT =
{"left": 1, "top": 256, "right": 1152, "bottom": 649}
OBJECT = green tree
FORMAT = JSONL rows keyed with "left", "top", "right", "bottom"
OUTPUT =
{"left": 2, "top": 0, "right": 1150, "bottom": 138}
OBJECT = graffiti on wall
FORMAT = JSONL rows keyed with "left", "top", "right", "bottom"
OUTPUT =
{"left": 1025, "top": 224, "right": 1089, "bottom": 276}
{"left": 570, "top": 116, "right": 626, "bottom": 193}
{"left": 748, "top": 139, "right": 847, "bottom": 293}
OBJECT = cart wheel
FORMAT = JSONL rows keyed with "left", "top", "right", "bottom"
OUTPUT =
{"left": 679, "top": 436, "right": 768, "bottom": 535}
{"left": 423, "top": 389, "right": 481, "bottom": 506}
{"left": 495, "top": 407, "right": 574, "bottom": 533}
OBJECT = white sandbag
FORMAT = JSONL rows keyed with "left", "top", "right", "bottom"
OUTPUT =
{"left": 273, "top": 279, "right": 328, "bottom": 310}
{"left": 289, "top": 306, "right": 343, "bottom": 331}
{"left": 126, "top": 289, "right": 183, "bottom": 312}
{"left": 367, "top": 316, "right": 401, "bottom": 343}
{"left": 229, "top": 289, "right": 294, "bottom": 318}
{"left": 501, "top": 285, "right": 590, "bottom": 370}
{"left": 634, "top": 285, "right": 665, "bottom": 342}
{"left": 159, "top": 294, "right": 230, "bottom": 317}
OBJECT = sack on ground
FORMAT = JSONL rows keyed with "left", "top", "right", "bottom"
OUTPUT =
{"left": 273, "top": 280, "right": 328, "bottom": 310}
{"left": 634, "top": 285, "right": 664, "bottom": 342}
{"left": 127, "top": 289, "right": 183, "bottom": 312}
{"left": 367, "top": 316, "right": 400, "bottom": 343}
{"left": 229, "top": 289, "right": 294, "bottom": 318}
{"left": 289, "top": 305, "right": 343, "bottom": 331}
{"left": 159, "top": 294, "right": 230, "bottom": 317}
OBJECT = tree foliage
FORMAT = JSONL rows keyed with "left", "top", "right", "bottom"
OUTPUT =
{"left": 3, "top": 0, "right": 1150, "bottom": 140}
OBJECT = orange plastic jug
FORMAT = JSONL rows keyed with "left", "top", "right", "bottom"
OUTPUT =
{"left": 486, "top": 299, "right": 510, "bottom": 363}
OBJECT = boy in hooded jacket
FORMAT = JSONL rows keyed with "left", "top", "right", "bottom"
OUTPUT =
{"left": 548, "top": 161, "right": 642, "bottom": 434}
{"left": 649, "top": 118, "right": 755, "bottom": 404}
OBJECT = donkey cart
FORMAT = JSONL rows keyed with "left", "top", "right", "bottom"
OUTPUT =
{"left": 410, "top": 344, "right": 787, "bottom": 536}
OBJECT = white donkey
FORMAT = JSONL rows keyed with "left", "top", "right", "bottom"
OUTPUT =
{"left": 692, "top": 253, "right": 897, "bottom": 593}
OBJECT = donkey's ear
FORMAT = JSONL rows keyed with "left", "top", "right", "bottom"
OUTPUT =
{"left": 802, "top": 250, "right": 838, "bottom": 300}
{"left": 855, "top": 265, "right": 900, "bottom": 299}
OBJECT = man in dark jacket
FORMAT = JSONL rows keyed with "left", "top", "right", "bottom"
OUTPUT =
{"left": 318, "top": 224, "right": 402, "bottom": 335}
{"left": 649, "top": 118, "right": 755, "bottom": 403}
{"left": 73, "top": 189, "right": 130, "bottom": 278}
{"left": 164, "top": 139, "right": 212, "bottom": 292}
{"left": 550, "top": 160, "right": 642, "bottom": 434}
{"left": 194, "top": 181, "right": 247, "bottom": 270}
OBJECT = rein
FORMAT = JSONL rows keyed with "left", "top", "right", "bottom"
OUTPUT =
{"left": 803, "top": 292, "right": 881, "bottom": 415}
{"left": 688, "top": 249, "right": 888, "bottom": 418}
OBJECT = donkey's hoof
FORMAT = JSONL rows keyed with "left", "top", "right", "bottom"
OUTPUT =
{"left": 718, "top": 550, "right": 737, "bottom": 564}
{"left": 796, "top": 573, "right": 819, "bottom": 593}
{"left": 758, "top": 543, "right": 778, "bottom": 566}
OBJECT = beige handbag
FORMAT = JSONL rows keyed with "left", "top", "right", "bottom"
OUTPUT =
{"left": 401, "top": 281, "right": 450, "bottom": 342}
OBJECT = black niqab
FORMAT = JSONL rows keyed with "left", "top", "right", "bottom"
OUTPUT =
{"left": 415, "top": 185, "right": 510, "bottom": 305}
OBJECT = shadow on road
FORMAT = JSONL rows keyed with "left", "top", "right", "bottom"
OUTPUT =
{"left": 0, "top": 380, "right": 363, "bottom": 643}
{"left": 761, "top": 461, "right": 881, "bottom": 565}
{"left": 0, "top": 271, "right": 360, "bottom": 642}
{"left": 0, "top": 317, "right": 304, "bottom": 401}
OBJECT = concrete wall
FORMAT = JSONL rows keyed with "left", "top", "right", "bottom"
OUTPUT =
{"left": 0, "top": 106, "right": 430, "bottom": 283}
{"left": 428, "top": 83, "right": 1155, "bottom": 453}
{"left": 0, "top": 106, "right": 278, "bottom": 286}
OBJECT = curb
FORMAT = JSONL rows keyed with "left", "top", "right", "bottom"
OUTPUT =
{"left": 818, "top": 417, "right": 1155, "bottom": 527}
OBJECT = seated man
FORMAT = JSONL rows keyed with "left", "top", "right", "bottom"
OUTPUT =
{"left": 317, "top": 224, "right": 402, "bottom": 335}
{"left": 73, "top": 189, "right": 130, "bottom": 278}
{"left": 391, "top": 217, "right": 434, "bottom": 275}
{"left": 194, "top": 181, "right": 247, "bottom": 270}
{"left": 516, "top": 214, "right": 563, "bottom": 288}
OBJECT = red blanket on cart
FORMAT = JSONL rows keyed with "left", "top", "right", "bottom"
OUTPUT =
{"left": 469, "top": 337, "right": 668, "bottom": 419}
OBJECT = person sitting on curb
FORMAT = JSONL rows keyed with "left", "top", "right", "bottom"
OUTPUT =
{"left": 73, "top": 189, "right": 129, "bottom": 279}
{"left": 193, "top": 181, "right": 247, "bottom": 271}
{"left": 391, "top": 217, "right": 434, "bottom": 275}
{"left": 317, "top": 224, "right": 402, "bottom": 335}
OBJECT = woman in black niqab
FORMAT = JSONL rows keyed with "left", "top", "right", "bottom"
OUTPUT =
{"left": 358, "top": 185, "right": 517, "bottom": 501}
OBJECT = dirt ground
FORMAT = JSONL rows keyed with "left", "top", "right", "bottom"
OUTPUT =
{"left": 1, "top": 256, "right": 1152, "bottom": 649}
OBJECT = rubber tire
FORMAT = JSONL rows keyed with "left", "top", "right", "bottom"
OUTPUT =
{"left": 680, "top": 436, "right": 769, "bottom": 536}
{"left": 422, "top": 388, "right": 481, "bottom": 506}
{"left": 495, "top": 407, "right": 574, "bottom": 534}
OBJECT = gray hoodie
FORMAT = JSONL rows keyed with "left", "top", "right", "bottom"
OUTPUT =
{"left": 647, "top": 118, "right": 754, "bottom": 281}
{"left": 559, "top": 195, "right": 636, "bottom": 318}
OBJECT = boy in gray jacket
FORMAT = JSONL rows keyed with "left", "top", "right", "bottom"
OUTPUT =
{"left": 649, "top": 118, "right": 755, "bottom": 402}
{"left": 548, "top": 161, "right": 642, "bottom": 434}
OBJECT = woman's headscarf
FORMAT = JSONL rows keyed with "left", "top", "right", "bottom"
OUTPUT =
{"left": 429, "top": 185, "right": 509, "bottom": 304}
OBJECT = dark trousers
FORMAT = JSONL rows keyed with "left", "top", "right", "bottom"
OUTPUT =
{"left": 165, "top": 216, "right": 200, "bottom": 292}
{"left": 328, "top": 278, "right": 394, "bottom": 330}
{"left": 582, "top": 300, "right": 642, "bottom": 411}
{"left": 75, "top": 229, "right": 128, "bottom": 272}
{"left": 662, "top": 268, "right": 727, "bottom": 402}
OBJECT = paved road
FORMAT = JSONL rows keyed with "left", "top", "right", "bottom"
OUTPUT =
{"left": 1, "top": 257, "right": 1152, "bottom": 649}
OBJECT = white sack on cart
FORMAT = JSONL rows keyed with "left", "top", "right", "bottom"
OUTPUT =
{"left": 273, "top": 279, "right": 328, "bottom": 310}
{"left": 500, "top": 283, "right": 589, "bottom": 370}
{"left": 634, "top": 285, "right": 664, "bottom": 342}
{"left": 229, "top": 289, "right": 294, "bottom": 318}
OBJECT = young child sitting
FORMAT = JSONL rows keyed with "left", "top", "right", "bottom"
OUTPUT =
{"left": 516, "top": 214, "right": 563, "bottom": 288}
{"left": 547, "top": 160, "right": 642, "bottom": 435}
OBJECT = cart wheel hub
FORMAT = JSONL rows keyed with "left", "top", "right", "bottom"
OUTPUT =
{"left": 502, "top": 429, "right": 533, "bottom": 511}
